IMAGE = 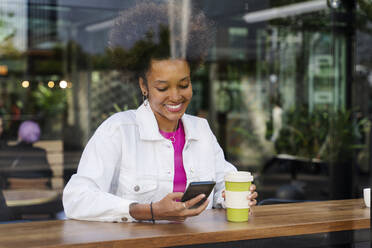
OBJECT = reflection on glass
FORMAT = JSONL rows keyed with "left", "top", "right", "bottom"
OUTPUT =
{"left": 243, "top": 0, "right": 327, "bottom": 23}
{"left": 0, "top": 0, "right": 370, "bottom": 221}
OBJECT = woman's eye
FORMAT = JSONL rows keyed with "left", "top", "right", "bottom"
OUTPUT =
{"left": 179, "top": 84, "right": 189, "bottom": 89}
{"left": 156, "top": 88, "right": 168, "bottom": 92}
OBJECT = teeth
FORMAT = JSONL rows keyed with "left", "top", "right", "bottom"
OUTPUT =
{"left": 166, "top": 104, "right": 182, "bottom": 109}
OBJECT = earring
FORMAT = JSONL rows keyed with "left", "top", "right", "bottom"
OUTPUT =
{"left": 143, "top": 92, "right": 148, "bottom": 106}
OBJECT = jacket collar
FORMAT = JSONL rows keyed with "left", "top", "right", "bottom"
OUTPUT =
{"left": 135, "top": 101, "right": 200, "bottom": 141}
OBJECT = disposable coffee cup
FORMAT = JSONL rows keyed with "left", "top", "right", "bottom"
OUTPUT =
{"left": 363, "top": 188, "right": 370, "bottom": 208}
{"left": 225, "top": 171, "right": 254, "bottom": 222}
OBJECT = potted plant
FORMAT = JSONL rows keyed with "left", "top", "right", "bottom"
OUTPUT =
{"left": 32, "top": 84, "right": 67, "bottom": 138}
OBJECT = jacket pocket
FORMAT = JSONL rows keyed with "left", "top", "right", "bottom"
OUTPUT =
{"left": 196, "top": 164, "right": 216, "bottom": 182}
{"left": 120, "top": 176, "right": 158, "bottom": 203}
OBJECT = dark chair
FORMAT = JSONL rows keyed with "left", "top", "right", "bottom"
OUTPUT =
{"left": 10, "top": 198, "right": 63, "bottom": 220}
{"left": 0, "top": 190, "right": 13, "bottom": 221}
{"left": 4, "top": 190, "right": 63, "bottom": 220}
{"left": 260, "top": 154, "right": 330, "bottom": 202}
{"left": 0, "top": 143, "right": 52, "bottom": 190}
{"left": 262, "top": 154, "right": 328, "bottom": 180}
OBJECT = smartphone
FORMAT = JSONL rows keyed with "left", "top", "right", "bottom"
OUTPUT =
{"left": 181, "top": 181, "right": 216, "bottom": 209}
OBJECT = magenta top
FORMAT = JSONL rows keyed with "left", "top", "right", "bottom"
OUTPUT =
{"left": 159, "top": 121, "right": 187, "bottom": 193}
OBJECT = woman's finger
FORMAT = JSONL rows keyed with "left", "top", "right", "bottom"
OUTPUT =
{"left": 187, "top": 198, "right": 209, "bottom": 217}
{"left": 185, "top": 194, "right": 206, "bottom": 209}
{"left": 249, "top": 199, "right": 257, "bottom": 207}
{"left": 168, "top": 192, "right": 184, "bottom": 201}
{"left": 177, "top": 202, "right": 188, "bottom": 212}
{"left": 248, "top": 191, "right": 258, "bottom": 200}
{"left": 250, "top": 184, "right": 256, "bottom": 192}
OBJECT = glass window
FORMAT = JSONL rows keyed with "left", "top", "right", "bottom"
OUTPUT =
{"left": 0, "top": 0, "right": 371, "bottom": 221}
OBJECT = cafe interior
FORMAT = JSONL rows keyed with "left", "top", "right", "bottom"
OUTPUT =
{"left": 0, "top": 0, "right": 371, "bottom": 247}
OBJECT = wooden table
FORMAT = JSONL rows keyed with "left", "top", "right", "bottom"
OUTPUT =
{"left": 2, "top": 190, "right": 62, "bottom": 220}
{"left": 3, "top": 189, "right": 59, "bottom": 207}
{"left": 0, "top": 199, "right": 369, "bottom": 248}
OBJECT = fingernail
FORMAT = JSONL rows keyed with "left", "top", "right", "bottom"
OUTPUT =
{"left": 201, "top": 194, "right": 206, "bottom": 198}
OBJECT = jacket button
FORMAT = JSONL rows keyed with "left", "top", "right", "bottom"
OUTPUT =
{"left": 134, "top": 185, "right": 140, "bottom": 192}
{"left": 121, "top": 217, "right": 128, "bottom": 222}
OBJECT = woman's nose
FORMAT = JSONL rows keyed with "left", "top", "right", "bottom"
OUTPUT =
{"left": 169, "top": 89, "right": 182, "bottom": 101}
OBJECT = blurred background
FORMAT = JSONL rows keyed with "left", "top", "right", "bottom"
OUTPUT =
{"left": 0, "top": 0, "right": 371, "bottom": 220}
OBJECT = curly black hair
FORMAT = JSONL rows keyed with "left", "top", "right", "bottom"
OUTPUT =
{"left": 109, "top": 0, "right": 214, "bottom": 81}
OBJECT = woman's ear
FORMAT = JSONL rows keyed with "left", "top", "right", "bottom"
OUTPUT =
{"left": 139, "top": 77, "right": 148, "bottom": 95}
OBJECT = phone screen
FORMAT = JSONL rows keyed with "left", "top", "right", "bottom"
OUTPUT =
{"left": 181, "top": 181, "right": 216, "bottom": 209}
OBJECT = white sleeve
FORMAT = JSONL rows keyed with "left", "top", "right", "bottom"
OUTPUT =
{"left": 203, "top": 121, "right": 237, "bottom": 208}
{"left": 63, "top": 127, "right": 137, "bottom": 222}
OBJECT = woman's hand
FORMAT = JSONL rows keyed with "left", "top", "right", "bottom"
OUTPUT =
{"left": 152, "top": 192, "right": 209, "bottom": 222}
{"left": 222, "top": 184, "right": 258, "bottom": 208}
{"left": 248, "top": 184, "right": 258, "bottom": 207}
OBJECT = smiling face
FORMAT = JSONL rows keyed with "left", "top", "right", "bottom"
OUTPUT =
{"left": 139, "top": 59, "right": 192, "bottom": 132}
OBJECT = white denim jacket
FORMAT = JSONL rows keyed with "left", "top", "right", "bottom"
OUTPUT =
{"left": 63, "top": 102, "right": 237, "bottom": 222}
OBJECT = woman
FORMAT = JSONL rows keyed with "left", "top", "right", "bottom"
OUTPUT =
{"left": 63, "top": 1, "right": 257, "bottom": 223}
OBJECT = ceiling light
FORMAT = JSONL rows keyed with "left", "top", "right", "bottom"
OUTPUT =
{"left": 243, "top": 0, "right": 327, "bottom": 23}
